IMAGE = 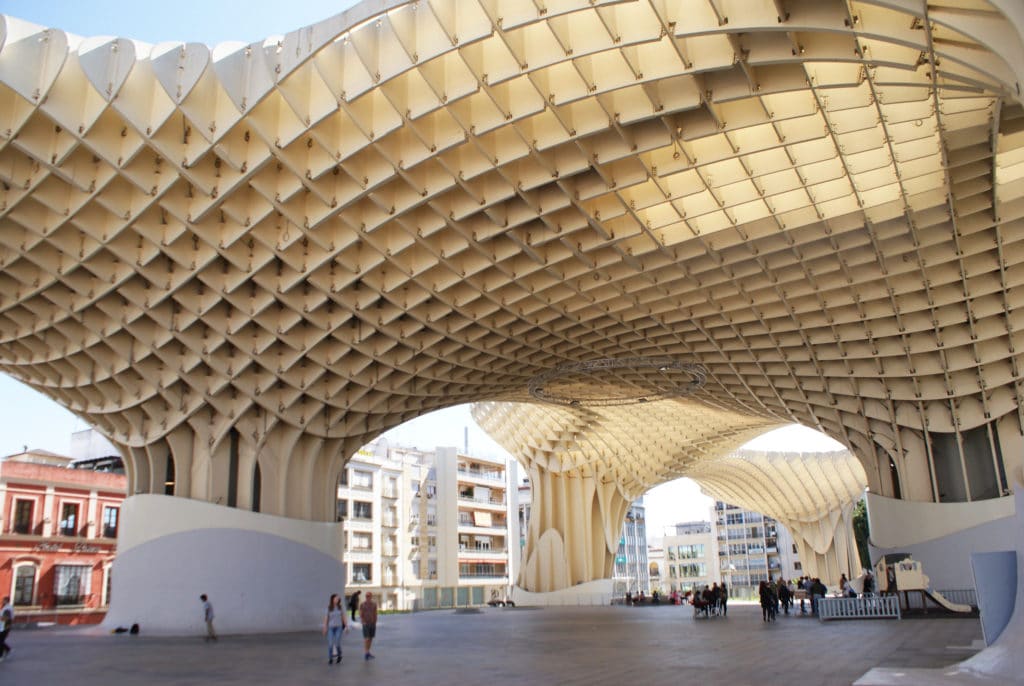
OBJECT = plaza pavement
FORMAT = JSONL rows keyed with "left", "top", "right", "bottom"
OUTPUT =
{"left": 0, "top": 603, "right": 986, "bottom": 686}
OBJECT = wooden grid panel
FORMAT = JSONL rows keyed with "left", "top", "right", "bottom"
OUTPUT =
{"left": 0, "top": 0, "right": 1022, "bottom": 512}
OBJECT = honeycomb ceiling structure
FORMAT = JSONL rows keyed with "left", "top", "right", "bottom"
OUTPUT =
{"left": 1, "top": 0, "right": 1024, "bottom": 511}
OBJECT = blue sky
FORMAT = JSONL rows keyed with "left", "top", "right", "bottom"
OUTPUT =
{"left": 3, "top": 1, "right": 360, "bottom": 46}
{"left": 0, "top": 0, "right": 845, "bottom": 534}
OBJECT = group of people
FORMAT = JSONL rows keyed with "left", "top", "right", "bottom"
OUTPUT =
{"left": 197, "top": 589, "right": 379, "bottom": 663}
{"left": 689, "top": 582, "right": 728, "bottom": 617}
{"left": 321, "top": 591, "right": 377, "bottom": 663}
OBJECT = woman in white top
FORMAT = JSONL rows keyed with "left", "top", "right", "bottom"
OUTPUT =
{"left": 323, "top": 593, "right": 348, "bottom": 664}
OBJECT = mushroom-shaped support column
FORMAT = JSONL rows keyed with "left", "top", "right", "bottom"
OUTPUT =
{"left": 473, "top": 400, "right": 779, "bottom": 594}
{"left": 520, "top": 463, "right": 631, "bottom": 592}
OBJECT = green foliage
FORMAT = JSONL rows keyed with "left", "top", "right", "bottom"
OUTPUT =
{"left": 852, "top": 497, "right": 871, "bottom": 570}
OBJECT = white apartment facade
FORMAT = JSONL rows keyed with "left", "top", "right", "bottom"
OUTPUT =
{"left": 714, "top": 501, "right": 802, "bottom": 599}
{"left": 337, "top": 441, "right": 519, "bottom": 610}
{"left": 659, "top": 521, "right": 715, "bottom": 594}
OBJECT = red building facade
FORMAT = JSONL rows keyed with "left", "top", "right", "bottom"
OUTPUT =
{"left": 0, "top": 450, "right": 126, "bottom": 625}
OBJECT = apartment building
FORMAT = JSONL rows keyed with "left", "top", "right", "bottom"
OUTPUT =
{"left": 660, "top": 520, "right": 715, "bottom": 594}
{"left": 652, "top": 504, "right": 803, "bottom": 599}
{"left": 612, "top": 498, "right": 649, "bottom": 596}
{"left": 337, "top": 441, "right": 518, "bottom": 610}
{"left": 714, "top": 501, "right": 801, "bottom": 599}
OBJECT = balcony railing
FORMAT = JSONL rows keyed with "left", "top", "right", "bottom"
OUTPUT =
{"left": 457, "top": 494, "right": 507, "bottom": 506}
{"left": 457, "top": 467, "right": 504, "bottom": 482}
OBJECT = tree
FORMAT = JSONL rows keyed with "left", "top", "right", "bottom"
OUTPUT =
{"left": 852, "top": 497, "right": 871, "bottom": 570}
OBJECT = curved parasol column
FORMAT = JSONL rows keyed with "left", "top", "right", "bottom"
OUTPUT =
{"left": 690, "top": 449, "right": 868, "bottom": 587}
{"left": 473, "top": 399, "right": 780, "bottom": 592}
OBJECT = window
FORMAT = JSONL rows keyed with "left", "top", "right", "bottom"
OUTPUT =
{"left": 351, "top": 532, "right": 372, "bottom": 551}
{"left": 428, "top": 535, "right": 437, "bottom": 552}
{"left": 13, "top": 499, "right": 33, "bottom": 534}
{"left": 103, "top": 565, "right": 113, "bottom": 606}
{"left": 426, "top": 505, "right": 437, "bottom": 526}
{"left": 352, "top": 563, "right": 372, "bottom": 583}
{"left": 339, "top": 469, "right": 348, "bottom": 486}
{"left": 678, "top": 544, "right": 704, "bottom": 559}
{"left": 427, "top": 559, "right": 437, "bottom": 579}
{"left": 352, "top": 501, "right": 372, "bottom": 520}
{"left": 680, "top": 563, "right": 706, "bottom": 578}
{"left": 425, "top": 484, "right": 437, "bottom": 499}
{"left": 336, "top": 499, "right": 348, "bottom": 521}
{"left": 352, "top": 470, "right": 373, "bottom": 490}
{"left": 102, "top": 506, "right": 119, "bottom": 538}
{"left": 59, "top": 503, "right": 80, "bottom": 537}
{"left": 14, "top": 564, "right": 36, "bottom": 605}
{"left": 54, "top": 564, "right": 92, "bottom": 605}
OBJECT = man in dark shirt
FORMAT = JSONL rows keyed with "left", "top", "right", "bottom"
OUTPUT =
{"left": 359, "top": 591, "right": 379, "bottom": 660}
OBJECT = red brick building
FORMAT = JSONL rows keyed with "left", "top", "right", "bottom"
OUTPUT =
{"left": 0, "top": 449, "right": 126, "bottom": 625}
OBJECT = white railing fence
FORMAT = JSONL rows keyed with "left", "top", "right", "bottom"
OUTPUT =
{"left": 818, "top": 595, "right": 901, "bottom": 621}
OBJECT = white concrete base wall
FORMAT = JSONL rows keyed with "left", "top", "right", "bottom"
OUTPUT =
{"left": 511, "top": 579, "right": 614, "bottom": 607}
{"left": 103, "top": 495, "right": 345, "bottom": 636}
{"left": 960, "top": 489, "right": 1024, "bottom": 679}
{"left": 866, "top": 493, "right": 1016, "bottom": 590}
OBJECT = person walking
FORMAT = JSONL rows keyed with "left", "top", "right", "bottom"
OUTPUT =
{"left": 719, "top": 582, "right": 728, "bottom": 617}
{"left": 778, "top": 578, "right": 792, "bottom": 614}
{"left": 0, "top": 596, "right": 13, "bottom": 661}
{"left": 348, "top": 590, "right": 361, "bottom": 623}
{"left": 323, "top": 593, "right": 347, "bottom": 664}
{"left": 359, "top": 591, "right": 378, "bottom": 660}
{"left": 200, "top": 594, "right": 217, "bottom": 641}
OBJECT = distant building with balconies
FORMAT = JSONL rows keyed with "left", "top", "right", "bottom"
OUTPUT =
{"left": 714, "top": 501, "right": 800, "bottom": 599}
{"left": 612, "top": 499, "right": 649, "bottom": 596}
{"left": 337, "top": 440, "right": 518, "bottom": 610}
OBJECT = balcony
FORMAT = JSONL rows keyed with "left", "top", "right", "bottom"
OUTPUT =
{"left": 459, "top": 546, "right": 506, "bottom": 556}
{"left": 457, "top": 493, "right": 507, "bottom": 507}
{"left": 457, "top": 466, "right": 505, "bottom": 483}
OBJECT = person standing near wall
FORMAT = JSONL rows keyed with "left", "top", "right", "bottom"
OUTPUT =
{"left": 323, "top": 593, "right": 347, "bottom": 664}
{"left": 0, "top": 596, "right": 13, "bottom": 661}
{"left": 348, "top": 590, "right": 361, "bottom": 623}
{"left": 200, "top": 594, "right": 217, "bottom": 642}
{"left": 359, "top": 591, "right": 378, "bottom": 661}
